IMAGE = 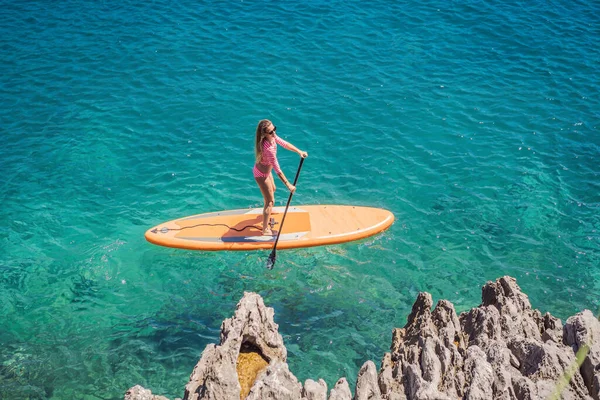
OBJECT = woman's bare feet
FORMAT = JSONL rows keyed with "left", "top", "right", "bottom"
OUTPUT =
{"left": 262, "top": 228, "right": 273, "bottom": 236}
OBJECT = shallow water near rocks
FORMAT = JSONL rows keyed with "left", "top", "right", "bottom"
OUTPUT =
{"left": 1, "top": 0, "right": 599, "bottom": 398}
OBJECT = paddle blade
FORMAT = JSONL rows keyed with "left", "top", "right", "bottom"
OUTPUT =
{"left": 266, "top": 250, "right": 276, "bottom": 270}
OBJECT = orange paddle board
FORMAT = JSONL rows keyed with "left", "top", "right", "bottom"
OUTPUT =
{"left": 145, "top": 205, "right": 394, "bottom": 251}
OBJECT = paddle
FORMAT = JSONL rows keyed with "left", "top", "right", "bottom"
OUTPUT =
{"left": 266, "top": 156, "right": 305, "bottom": 270}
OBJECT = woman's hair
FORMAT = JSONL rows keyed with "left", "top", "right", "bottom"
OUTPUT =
{"left": 254, "top": 119, "right": 272, "bottom": 163}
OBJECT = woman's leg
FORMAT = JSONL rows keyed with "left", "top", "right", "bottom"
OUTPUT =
{"left": 268, "top": 172, "right": 276, "bottom": 192}
{"left": 255, "top": 177, "right": 275, "bottom": 235}
{"left": 266, "top": 174, "right": 276, "bottom": 232}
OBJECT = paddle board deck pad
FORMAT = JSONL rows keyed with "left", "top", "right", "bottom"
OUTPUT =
{"left": 145, "top": 205, "right": 394, "bottom": 251}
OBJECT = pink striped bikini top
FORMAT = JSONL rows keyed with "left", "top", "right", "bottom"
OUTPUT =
{"left": 259, "top": 134, "right": 289, "bottom": 174}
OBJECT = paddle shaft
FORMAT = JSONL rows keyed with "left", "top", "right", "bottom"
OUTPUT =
{"left": 270, "top": 157, "right": 305, "bottom": 256}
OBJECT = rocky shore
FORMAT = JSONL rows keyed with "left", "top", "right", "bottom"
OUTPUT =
{"left": 124, "top": 276, "right": 600, "bottom": 400}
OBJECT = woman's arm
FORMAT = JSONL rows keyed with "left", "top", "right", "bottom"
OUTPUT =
{"left": 285, "top": 142, "right": 308, "bottom": 158}
{"left": 276, "top": 136, "right": 308, "bottom": 158}
{"left": 276, "top": 172, "right": 296, "bottom": 193}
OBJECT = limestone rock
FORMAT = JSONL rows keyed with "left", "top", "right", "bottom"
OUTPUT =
{"left": 388, "top": 292, "right": 463, "bottom": 400}
{"left": 303, "top": 378, "right": 327, "bottom": 400}
{"left": 123, "top": 277, "right": 600, "bottom": 400}
{"left": 328, "top": 378, "right": 352, "bottom": 400}
{"left": 564, "top": 310, "right": 600, "bottom": 400}
{"left": 220, "top": 292, "right": 287, "bottom": 362}
{"left": 541, "top": 313, "right": 563, "bottom": 343}
{"left": 463, "top": 346, "right": 494, "bottom": 400}
{"left": 182, "top": 342, "right": 238, "bottom": 400}
{"left": 355, "top": 360, "right": 382, "bottom": 400}
{"left": 246, "top": 361, "right": 302, "bottom": 400}
{"left": 378, "top": 353, "right": 406, "bottom": 400}
{"left": 183, "top": 292, "right": 287, "bottom": 400}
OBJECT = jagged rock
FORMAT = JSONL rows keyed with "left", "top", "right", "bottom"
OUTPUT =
{"left": 220, "top": 292, "right": 287, "bottom": 362}
{"left": 303, "top": 378, "right": 327, "bottom": 400}
{"left": 541, "top": 313, "right": 563, "bottom": 343}
{"left": 484, "top": 340, "right": 519, "bottom": 399}
{"left": 246, "top": 361, "right": 303, "bottom": 400}
{"left": 402, "top": 293, "right": 436, "bottom": 347}
{"left": 124, "top": 276, "right": 600, "bottom": 400}
{"left": 328, "top": 378, "right": 352, "bottom": 400}
{"left": 124, "top": 385, "right": 170, "bottom": 400}
{"left": 481, "top": 276, "right": 542, "bottom": 341}
{"left": 564, "top": 310, "right": 600, "bottom": 399}
{"left": 431, "top": 299, "right": 463, "bottom": 349}
{"left": 404, "top": 362, "right": 452, "bottom": 400}
{"left": 459, "top": 277, "right": 594, "bottom": 399}
{"left": 463, "top": 276, "right": 544, "bottom": 348}
{"left": 461, "top": 305, "right": 502, "bottom": 347}
{"left": 388, "top": 293, "right": 464, "bottom": 400}
{"left": 512, "top": 375, "right": 536, "bottom": 400}
{"left": 182, "top": 343, "right": 239, "bottom": 400}
{"left": 378, "top": 353, "right": 406, "bottom": 400}
{"left": 355, "top": 361, "right": 382, "bottom": 400}
{"left": 463, "top": 346, "right": 494, "bottom": 400}
{"left": 183, "top": 292, "right": 288, "bottom": 400}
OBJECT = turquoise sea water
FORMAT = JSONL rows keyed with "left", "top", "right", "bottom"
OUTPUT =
{"left": 1, "top": 0, "right": 599, "bottom": 398}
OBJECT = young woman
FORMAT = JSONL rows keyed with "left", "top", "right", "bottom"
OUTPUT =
{"left": 253, "top": 119, "right": 307, "bottom": 235}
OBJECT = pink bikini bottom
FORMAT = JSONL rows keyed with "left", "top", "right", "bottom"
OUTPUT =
{"left": 253, "top": 165, "right": 270, "bottom": 179}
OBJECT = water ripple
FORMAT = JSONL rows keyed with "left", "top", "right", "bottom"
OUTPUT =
{"left": 1, "top": 0, "right": 599, "bottom": 398}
